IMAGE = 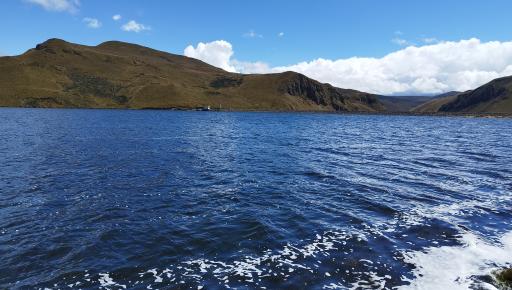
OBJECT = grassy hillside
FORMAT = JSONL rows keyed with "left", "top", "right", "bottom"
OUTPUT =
{"left": 413, "top": 77, "right": 512, "bottom": 115}
{"left": 2, "top": 38, "right": 511, "bottom": 115}
{"left": 0, "top": 39, "right": 383, "bottom": 112}
{"left": 411, "top": 92, "right": 461, "bottom": 113}
{"left": 379, "top": 95, "right": 435, "bottom": 112}
{"left": 438, "top": 77, "right": 512, "bottom": 113}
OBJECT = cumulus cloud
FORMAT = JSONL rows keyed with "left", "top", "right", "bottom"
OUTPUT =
{"left": 121, "top": 20, "right": 151, "bottom": 33}
{"left": 272, "top": 38, "right": 512, "bottom": 94}
{"left": 25, "top": 0, "right": 79, "bottom": 13}
{"left": 184, "top": 38, "right": 512, "bottom": 95}
{"left": 112, "top": 14, "right": 122, "bottom": 21}
{"left": 184, "top": 40, "right": 236, "bottom": 72}
{"left": 83, "top": 17, "right": 101, "bottom": 28}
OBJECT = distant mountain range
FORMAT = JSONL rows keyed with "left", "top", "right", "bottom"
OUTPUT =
{"left": 0, "top": 39, "right": 511, "bottom": 115}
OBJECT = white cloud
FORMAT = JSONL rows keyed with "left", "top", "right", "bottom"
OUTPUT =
{"left": 112, "top": 14, "right": 122, "bottom": 21}
{"left": 183, "top": 38, "right": 512, "bottom": 95}
{"left": 278, "top": 32, "right": 284, "bottom": 37}
{"left": 83, "top": 17, "right": 101, "bottom": 28}
{"left": 232, "top": 60, "right": 271, "bottom": 74}
{"left": 121, "top": 20, "right": 151, "bottom": 33}
{"left": 392, "top": 37, "right": 414, "bottom": 46}
{"left": 271, "top": 38, "right": 512, "bottom": 94}
{"left": 243, "top": 30, "right": 263, "bottom": 38}
{"left": 422, "top": 37, "right": 440, "bottom": 44}
{"left": 184, "top": 40, "right": 237, "bottom": 72}
{"left": 25, "top": 0, "right": 79, "bottom": 13}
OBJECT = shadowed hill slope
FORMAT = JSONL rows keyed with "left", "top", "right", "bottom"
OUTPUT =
{"left": 412, "top": 77, "right": 512, "bottom": 114}
{"left": 411, "top": 92, "right": 462, "bottom": 113}
{"left": 438, "top": 76, "right": 512, "bottom": 113}
{"left": 0, "top": 39, "right": 384, "bottom": 112}
{"left": 379, "top": 95, "right": 435, "bottom": 112}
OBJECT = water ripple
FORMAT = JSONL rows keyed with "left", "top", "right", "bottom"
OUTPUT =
{"left": 0, "top": 109, "right": 511, "bottom": 289}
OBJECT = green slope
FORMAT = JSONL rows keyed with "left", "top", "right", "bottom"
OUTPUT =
{"left": 0, "top": 39, "right": 383, "bottom": 112}
{"left": 438, "top": 77, "right": 512, "bottom": 114}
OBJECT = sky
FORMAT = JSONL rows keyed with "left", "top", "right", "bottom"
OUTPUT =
{"left": 2, "top": 0, "right": 512, "bottom": 95}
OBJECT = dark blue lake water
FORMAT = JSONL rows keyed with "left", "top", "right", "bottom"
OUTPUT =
{"left": 0, "top": 108, "right": 511, "bottom": 289}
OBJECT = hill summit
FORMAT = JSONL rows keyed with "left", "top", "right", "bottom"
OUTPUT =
{"left": 0, "top": 39, "right": 383, "bottom": 112}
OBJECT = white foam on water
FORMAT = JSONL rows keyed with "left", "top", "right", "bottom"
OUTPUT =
{"left": 397, "top": 231, "right": 512, "bottom": 290}
{"left": 180, "top": 230, "right": 357, "bottom": 285}
{"left": 349, "top": 271, "right": 389, "bottom": 290}
{"left": 38, "top": 193, "right": 512, "bottom": 289}
{"left": 48, "top": 230, "right": 367, "bottom": 289}
{"left": 323, "top": 282, "right": 345, "bottom": 289}
{"left": 98, "top": 273, "right": 126, "bottom": 289}
{"left": 374, "top": 192, "right": 512, "bottom": 237}
{"left": 413, "top": 195, "right": 508, "bottom": 224}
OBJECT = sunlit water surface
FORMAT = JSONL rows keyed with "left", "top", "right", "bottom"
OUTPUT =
{"left": 0, "top": 109, "right": 511, "bottom": 289}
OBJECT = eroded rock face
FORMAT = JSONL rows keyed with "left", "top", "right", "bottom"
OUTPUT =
{"left": 280, "top": 73, "right": 331, "bottom": 106}
{"left": 280, "top": 72, "right": 380, "bottom": 111}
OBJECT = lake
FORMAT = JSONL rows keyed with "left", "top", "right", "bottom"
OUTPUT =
{"left": 0, "top": 108, "right": 511, "bottom": 289}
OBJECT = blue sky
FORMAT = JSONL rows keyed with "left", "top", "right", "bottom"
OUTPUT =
{"left": 2, "top": 0, "right": 512, "bottom": 95}
{"left": 2, "top": 0, "right": 512, "bottom": 63}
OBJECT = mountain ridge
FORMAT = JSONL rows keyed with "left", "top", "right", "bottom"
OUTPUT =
{"left": 1, "top": 38, "right": 511, "bottom": 115}
{"left": 0, "top": 38, "right": 384, "bottom": 112}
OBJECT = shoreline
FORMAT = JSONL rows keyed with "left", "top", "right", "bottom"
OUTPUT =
{"left": 0, "top": 105, "right": 510, "bottom": 118}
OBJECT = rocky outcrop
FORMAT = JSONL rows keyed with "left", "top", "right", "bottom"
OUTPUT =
{"left": 279, "top": 72, "right": 382, "bottom": 111}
